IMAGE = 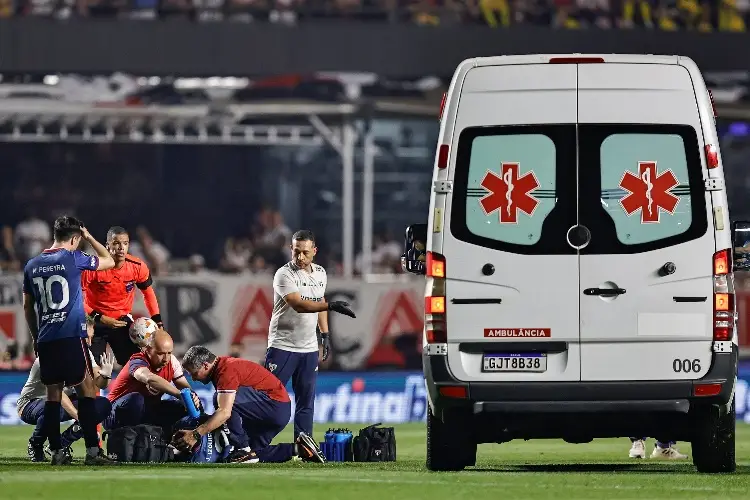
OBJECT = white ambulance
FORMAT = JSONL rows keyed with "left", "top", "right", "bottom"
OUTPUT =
{"left": 402, "top": 54, "right": 747, "bottom": 473}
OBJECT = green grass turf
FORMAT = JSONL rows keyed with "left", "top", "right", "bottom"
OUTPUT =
{"left": 2, "top": 423, "right": 750, "bottom": 499}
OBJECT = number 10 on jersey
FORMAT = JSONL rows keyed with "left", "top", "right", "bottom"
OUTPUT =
{"left": 32, "top": 275, "right": 71, "bottom": 321}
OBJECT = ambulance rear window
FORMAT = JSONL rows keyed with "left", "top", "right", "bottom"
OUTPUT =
{"left": 450, "top": 124, "right": 578, "bottom": 256}
{"left": 577, "top": 124, "right": 708, "bottom": 254}
{"left": 600, "top": 133, "right": 693, "bottom": 245}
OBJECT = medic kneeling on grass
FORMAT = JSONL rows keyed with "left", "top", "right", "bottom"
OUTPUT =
{"left": 102, "top": 330, "right": 197, "bottom": 436}
{"left": 172, "top": 345, "right": 326, "bottom": 464}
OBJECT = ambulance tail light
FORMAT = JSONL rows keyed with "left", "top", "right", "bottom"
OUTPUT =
{"left": 439, "top": 386, "right": 467, "bottom": 398}
{"left": 426, "top": 251, "right": 445, "bottom": 278}
{"left": 706, "top": 144, "right": 719, "bottom": 169}
{"left": 426, "top": 252, "right": 447, "bottom": 344}
{"left": 549, "top": 57, "right": 604, "bottom": 64}
{"left": 437, "top": 144, "right": 449, "bottom": 170}
{"left": 713, "top": 249, "right": 734, "bottom": 341}
{"left": 694, "top": 383, "right": 722, "bottom": 397}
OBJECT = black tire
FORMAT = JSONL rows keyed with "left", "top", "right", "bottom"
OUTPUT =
{"left": 426, "top": 406, "right": 477, "bottom": 471}
{"left": 691, "top": 402, "right": 736, "bottom": 474}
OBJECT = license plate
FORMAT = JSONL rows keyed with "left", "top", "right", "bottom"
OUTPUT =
{"left": 482, "top": 353, "right": 547, "bottom": 372}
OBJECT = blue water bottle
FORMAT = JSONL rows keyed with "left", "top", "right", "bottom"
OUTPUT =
{"left": 334, "top": 428, "right": 350, "bottom": 462}
{"left": 180, "top": 388, "right": 201, "bottom": 420}
{"left": 323, "top": 428, "right": 335, "bottom": 461}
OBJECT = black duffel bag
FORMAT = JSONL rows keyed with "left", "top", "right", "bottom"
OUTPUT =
{"left": 103, "top": 424, "right": 173, "bottom": 463}
{"left": 353, "top": 423, "right": 396, "bottom": 462}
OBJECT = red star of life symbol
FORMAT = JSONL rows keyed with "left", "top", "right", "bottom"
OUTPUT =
{"left": 479, "top": 163, "right": 540, "bottom": 224}
{"left": 618, "top": 161, "right": 680, "bottom": 224}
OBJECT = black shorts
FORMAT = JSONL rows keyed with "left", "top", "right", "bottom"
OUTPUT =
{"left": 37, "top": 337, "right": 93, "bottom": 387}
{"left": 90, "top": 324, "right": 140, "bottom": 366}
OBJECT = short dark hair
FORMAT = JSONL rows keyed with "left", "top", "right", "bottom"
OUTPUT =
{"left": 292, "top": 230, "right": 315, "bottom": 245}
{"left": 107, "top": 226, "right": 128, "bottom": 242}
{"left": 53, "top": 216, "right": 83, "bottom": 243}
{"left": 182, "top": 345, "right": 216, "bottom": 371}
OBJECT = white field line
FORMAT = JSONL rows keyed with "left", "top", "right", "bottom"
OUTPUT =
{"left": 0, "top": 469, "right": 746, "bottom": 493}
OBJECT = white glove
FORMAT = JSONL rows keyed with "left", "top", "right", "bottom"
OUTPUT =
{"left": 98, "top": 350, "right": 115, "bottom": 379}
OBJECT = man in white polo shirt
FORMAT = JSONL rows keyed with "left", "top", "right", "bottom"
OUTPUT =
{"left": 265, "top": 230, "right": 355, "bottom": 440}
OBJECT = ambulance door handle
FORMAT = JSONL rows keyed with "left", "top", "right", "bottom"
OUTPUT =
{"left": 583, "top": 288, "right": 626, "bottom": 296}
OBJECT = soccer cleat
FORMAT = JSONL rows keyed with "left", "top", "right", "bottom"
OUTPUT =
{"left": 44, "top": 443, "right": 73, "bottom": 457}
{"left": 651, "top": 444, "right": 688, "bottom": 460}
{"left": 225, "top": 448, "right": 259, "bottom": 464}
{"left": 27, "top": 440, "right": 47, "bottom": 462}
{"left": 50, "top": 448, "right": 73, "bottom": 466}
{"left": 628, "top": 439, "right": 646, "bottom": 459}
{"left": 84, "top": 448, "right": 119, "bottom": 466}
{"left": 296, "top": 432, "right": 326, "bottom": 463}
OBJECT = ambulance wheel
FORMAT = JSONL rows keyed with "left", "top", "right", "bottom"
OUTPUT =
{"left": 426, "top": 407, "right": 476, "bottom": 471}
{"left": 691, "top": 401, "right": 736, "bottom": 474}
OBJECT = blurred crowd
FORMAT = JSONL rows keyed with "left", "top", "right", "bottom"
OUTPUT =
{"left": 0, "top": 207, "right": 405, "bottom": 277}
{"left": 0, "top": 0, "right": 746, "bottom": 31}
{"left": 0, "top": 142, "right": 408, "bottom": 278}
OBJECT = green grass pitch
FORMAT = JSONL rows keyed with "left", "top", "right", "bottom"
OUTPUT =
{"left": 2, "top": 423, "right": 750, "bottom": 499}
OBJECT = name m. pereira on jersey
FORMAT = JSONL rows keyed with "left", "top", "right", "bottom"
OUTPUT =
{"left": 32, "top": 264, "right": 66, "bottom": 275}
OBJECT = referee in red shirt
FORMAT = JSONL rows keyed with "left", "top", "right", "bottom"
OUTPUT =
{"left": 82, "top": 226, "right": 163, "bottom": 365}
